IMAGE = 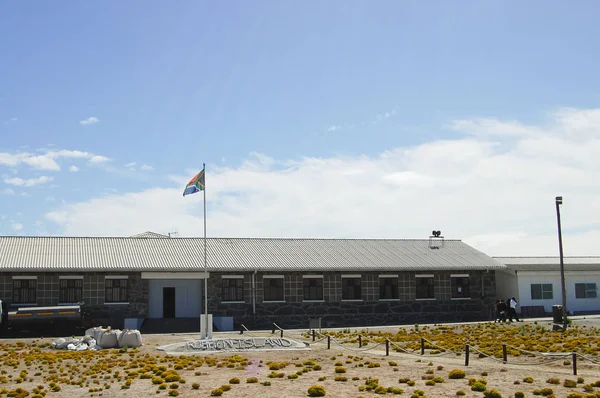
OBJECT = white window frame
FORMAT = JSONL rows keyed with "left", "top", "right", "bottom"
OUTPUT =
{"left": 12, "top": 276, "right": 38, "bottom": 306}
{"left": 58, "top": 275, "right": 84, "bottom": 305}
{"left": 302, "top": 275, "right": 324, "bottom": 302}
{"left": 450, "top": 274, "right": 470, "bottom": 300}
{"left": 263, "top": 275, "right": 285, "bottom": 303}
{"left": 341, "top": 275, "right": 362, "bottom": 302}
{"left": 221, "top": 275, "right": 245, "bottom": 303}
{"left": 104, "top": 275, "right": 129, "bottom": 305}
{"left": 415, "top": 274, "right": 435, "bottom": 301}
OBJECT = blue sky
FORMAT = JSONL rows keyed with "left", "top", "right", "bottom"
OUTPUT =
{"left": 1, "top": 1, "right": 600, "bottom": 255}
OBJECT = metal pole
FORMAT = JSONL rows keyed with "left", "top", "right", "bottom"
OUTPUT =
{"left": 555, "top": 196, "right": 567, "bottom": 332}
{"left": 203, "top": 163, "right": 209, "bottom": 339}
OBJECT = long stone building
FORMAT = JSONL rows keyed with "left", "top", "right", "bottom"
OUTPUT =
{"left": 0, "top": 232, "right": 505, "bottom": 332}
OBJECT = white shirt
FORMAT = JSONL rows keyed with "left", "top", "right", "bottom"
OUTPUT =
{"left": 509, "top": 299, "right": 517, "bottom": 309}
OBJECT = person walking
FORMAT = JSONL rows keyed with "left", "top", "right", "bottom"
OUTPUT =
{"left": 494, "top": 299, "right": 507, "bottom": 323}
{"left": 508, "top": 297, "right": 521, "bottom": 322}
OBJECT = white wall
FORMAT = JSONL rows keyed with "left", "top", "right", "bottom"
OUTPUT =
{"left": 495, "top": 269, "right": 519, "bottom": 303}
{"left": 516, "top": 271, "right": 600, "bottom": 314}
{"left": 148, "top": 279, "right": 202, "bottom": 318}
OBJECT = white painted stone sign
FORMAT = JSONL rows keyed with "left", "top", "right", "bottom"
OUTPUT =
{"left": 158, "top": 337, "right": 308, "bottom": 354}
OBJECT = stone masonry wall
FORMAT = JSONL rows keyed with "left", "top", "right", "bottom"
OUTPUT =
{"left": 0, "top": 272, "right": 147, "bottom": 329}
{"left": 206, "top": 270, "right": 497, "bottom": 330}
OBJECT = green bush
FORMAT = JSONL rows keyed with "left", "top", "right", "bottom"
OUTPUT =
{"left": 514, "top": 393, "right": 525, "bottom": 398}
{"left": 483, "top": 389, "right": 502, "bottom": 398}
{"left": 210, "top": 388, "right": 223, "bottom": 396}
{"left": 456, "top": 391, "right": 466, "bottom": 396}
{"left": 546, "top": 378, "right": 560, "bottom": 384}
{"left": 471, "top": 382, "right": 486, "bottom": 392}
{"left": 564, "top": 379, "right": 577, "bottom": 388}
{"left": 246, "top": 377, "right": 258, "bottom": 383}
{"left": 448, "top": 369, "right": 466, "bottom": 379}
{"left": 229, "top": 377, "right": 240, "bottom": 384}
{"left": 191, "top": 382, "right": 200, "bottom": 389}
{"left": 334, "top": 367, "right": 346, "bottom": 373}
{"left": 307, "top": 385, "right": 327, "bottom": 397}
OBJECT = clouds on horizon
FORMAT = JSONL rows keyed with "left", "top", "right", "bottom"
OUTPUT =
{"left": 80, "top": 116, "right": 99, "bottom": 125}
{"left": 0, "top": 149, "right": 111, "bottom": 171}
{"left": 40, "top": 107, "right": 600, "bottom": 256}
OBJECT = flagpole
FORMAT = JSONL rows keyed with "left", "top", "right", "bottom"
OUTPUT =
{"left": 203, "top": 163, "right": 208, "bottom": 339}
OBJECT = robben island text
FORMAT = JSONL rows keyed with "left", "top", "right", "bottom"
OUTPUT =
{"left": 185, "top": 338, "right": 295, "bottom": 351}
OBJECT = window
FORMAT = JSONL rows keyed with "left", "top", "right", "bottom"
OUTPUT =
{"left": 416, "top": 275, "right": 435, "bottom": 299}
{"left": 342, "top": 276, "right": 362, "bottom": 300}
{"left": 13, "top": 278, "right": 37, "bottom": 304}
{"left": 451, "top": 275, "right": 470, "bottom": 299}
{"left": 379, "top": 276, "right": 399, "bottom": 300}
{"left": 222, "top": 277, "right": 244, "bottom": 302}
{"left": 105, "top": 278, "right": 128, "bottom": 303}
{"left": 59, "top": 278, "right": 83, "bottom": 303}
{"left": 575, "top": 283, "right": 597, "bottom": 299}
{"left": 263, "top": 276, "right": 284, "bottom": 302}
{"left": 303, "top": 276, "right": 323, "bottom": 301}
{"left": 531, "top": 283, "right": 553, "bottom": 300}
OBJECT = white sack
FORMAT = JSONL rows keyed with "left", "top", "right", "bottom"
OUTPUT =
{"left": 118, "top": 329, "right": 143, "bottom": 348}
{"left": 98, "top": 329, "right": 121, "bottom": 348}
{"left": 85, "top": 327, "right": 106, "bottom": 341}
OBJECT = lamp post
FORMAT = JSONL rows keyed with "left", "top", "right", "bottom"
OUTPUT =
{"left": 555, "top": 196, "right": 567, "bottom": 331}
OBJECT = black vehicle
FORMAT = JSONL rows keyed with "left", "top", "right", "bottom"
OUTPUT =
{"left": 0, "top": 299, "right": 88, "bottom": 337}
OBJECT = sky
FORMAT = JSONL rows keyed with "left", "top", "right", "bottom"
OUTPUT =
{"left": 1, "top": 1, "right": 600, "bottom": 256}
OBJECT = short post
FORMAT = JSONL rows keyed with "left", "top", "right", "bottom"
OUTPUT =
{"left": 385, "top": 339, "right": 390, "bottom": 356}
{"left": 312, "top": 330, "right": 316, "bottom": 342}
{"left": 572, "top": 352, "right": 577, "bottom": 375}
{"left": 465, "top": 344, "right": 470, "bottom": 366}
{"left": 240, "top": 325, "right": 244, "bottom": 335}
{"left": 421, "top": 338, "right": 425, "bottom": 355}
{"left": 358, "top": 335, "right": 362, "bottom": 348}
{"left": 327, "top": 335, "right": 331, "bottom": 350}
{"left": 502, "top": 344, "right": 507, "bottom": 363}
{"left": 272, "top": 324, "right": 275, "bottom": 334}
{"left": 280, "top": 329, "right": 284, "bottom": 338}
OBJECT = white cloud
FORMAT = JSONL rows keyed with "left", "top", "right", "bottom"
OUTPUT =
{"left": 4, "top": 176, "right": 53, "bottom": 187}
{"left": 69, "top": 165, "right": 79, "bottom": 172}
{"left": 327, "top": 125, "right": 341, "bottom": 132}
{"left": 1, "top": 188, "right": 14, "bottom": 195}
{"left": 80, "top": 117, "right": 99, "bottom": 125}
{"left": 140, "top": 164, "right": 153, "bottom": 171}
{"left": 44, "top": 108, "right": 600, "bottom": 256}
{"left": 0, "top": 149, "right": 111, "bottom": 171}
{"left": 125, "top": 162, "right": 137, "bottom": 168}
{"left": 11, "top": 223, "right": 23, "bottom": 232}
{"left": 88, "top": 155, "right": 110, "bottom": 164}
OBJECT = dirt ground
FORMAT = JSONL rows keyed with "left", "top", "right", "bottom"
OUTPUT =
{"left": 1, "top": 318, "right": 600, "bottom": 397}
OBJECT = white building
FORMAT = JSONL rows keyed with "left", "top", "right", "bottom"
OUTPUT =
{"left": 494, "top": 256, "right": 600, "bottom": 317}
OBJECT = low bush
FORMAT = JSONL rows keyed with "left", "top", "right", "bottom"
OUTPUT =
{"left": 448, "top": 369, "right": 466, "bottom": 379}
{"left": 246, "top": 377, "right": 258, "bottom": 383}
{"left": 229, "top": 377, "right": 240, "bottom": 384}
{"left": 307, "top": 385, "right": 327, "bottom": 397}
{"left": 564, "top": 379, "right": 577, "bottom": 388}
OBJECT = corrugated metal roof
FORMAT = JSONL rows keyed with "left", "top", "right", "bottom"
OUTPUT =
{"left": 130, "top": 231, "right": 169, "bottom": 238}
{"left": 493, "top": 256, "right": 600, "bottom": 272}
{"left": 0, "top": 236, "right": 506, "bottom": 272}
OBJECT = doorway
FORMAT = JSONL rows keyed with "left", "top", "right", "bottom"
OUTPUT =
{"left": 163, "top": 287, "right": 176, "bottom": 318}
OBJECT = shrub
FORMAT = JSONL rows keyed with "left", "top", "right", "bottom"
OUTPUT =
{"left": 483, "top": 390, "right": 502, "bottom": 398}
{"left": 318, "top": 376, "right": 326, "bottom": 381}
{"left": 425, "top": 380, "right": 436, "bottom": 386}
{"left": 546, "top": 378, "right": 560, "bottom": 384}
{"left": 210, "top": 388, "right": 223, "bottom": 396}
{"left": 159, "top": 383, "right": 168, "bottom": 390}
{"left": 221, "top": 384, "right": 232, "bottom": 391}
{"left": 433, "top": 376, "right": 444, "bottom": 383}
{"left": 262, "top": 381, "right": 271, "bottom": 386}
{"left": 407, "top": 380, "right": 416, "bottom": 386}
{"left": 229, "top": 377, "right": 240, "bottom": 384}
{"left": 481, "top": 371, "right": 488, "bottom": 376}
{"left": 577, "top": 377, "right": 585, "bottom": 384}
{"left": 564, "top": 379, "right": 577, "bottom": 388}
{"left": 523, "top": 377, "right": 534, "bottom": 383}
{"left": 307, "top": 385, "right": 327, "bottom": 397}
{"left": 456, "top": 391, "right": 466, "bottom": 396}
{"left": 192, "top": 382, "right": 200, "bottom": 390}
{"left": 334, "top": 376, "right": 347, "bottom": 382}
{"left": 471, "top": 382, "right": 487, "bottom": 392}
{"left": 448, "top": 369, "right": 466, "bottom": 379}
{"left": 532, "top": 388, "right": 554, "bottom": 396}
{"left": 335, "top": 367, "right": 346, "bottom": 373}
{"left": 390, "top": 387, "right": 403, "bottom": 394}
{"left": 514, "top": 393, "right": 525, "bottom": 398}
{"left": 374, "top": 386, "right": 387, "bottom": 394}
{"left": 389, "top": 361, "right": 398, "bottom": 366}
{"left": 168, "top": 391, "right": 179, "bottom": 397}
{"left": 287, "top": 374, "right": 298, "bottom": 379}
{"left": 398, "top": 378, "right": 410, "bottom": 383}
{"left": 246, "top": 377, "right": 258, "bottom": 383}
{"left": 313, "top": 364, "right": 322, "bottom": 370}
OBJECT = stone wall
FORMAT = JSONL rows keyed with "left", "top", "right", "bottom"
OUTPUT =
{"left": 206, "top": 270, "right": 497, "bottom": 329}
{"left": 0, "top": 272, "right": 147, "bottom": 329}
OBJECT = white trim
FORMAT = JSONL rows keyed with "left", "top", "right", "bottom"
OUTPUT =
{"left": 58, "top": 303, "right": 82, "bottom": 306}
{"left": 451, "top": 274, "right": 469, "bottom": 278}
{"left": 302, "top": 300, "right": 325, "bottom": 303}
{"left": 378, "top": 274, "right": 398, "bottom": 278}
{"left": 141, "top": 272, "right": 208, "bottom": 280}
{"left": 415, "top": 298, "right": 436, "bottom": 301}
{"left": 104, "top": 302, "right": 129, "bottom": 305}
{"left": 263, "top": 300, "right": 286, "bottom": 303}
{"left": 341, "top": 299, "right": 363, "bottom": 302}
{"left": 222, "top": 275, "right": 244, "bottom": 279}
{"left": 303, "top": 275, "right": 323, "bottom": 279}
{"left": 342, "top": 274, "right": 361, "bottom": 278}
{"left": 12, "top": 276, "right": 37, "bottom": 280}
{"left": 451, "top": 297, "right": 471, "bottom": 301}
{"left": 263, "top": 275, "right": 284, "bottom": 279}
{"left": 415, "top": 274, "right": 434, "bottom": 278}
{"left": 379, "top": 299, "right": 400, "bottom": 302}
{"left": 221, "top": 301, "right": 246, "bottom": 304}
{"left": 59, "top": 275, "right": 83, "bottom": 280}
{"left": 105, "top": 275, "right": 129, "bottom": 280}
